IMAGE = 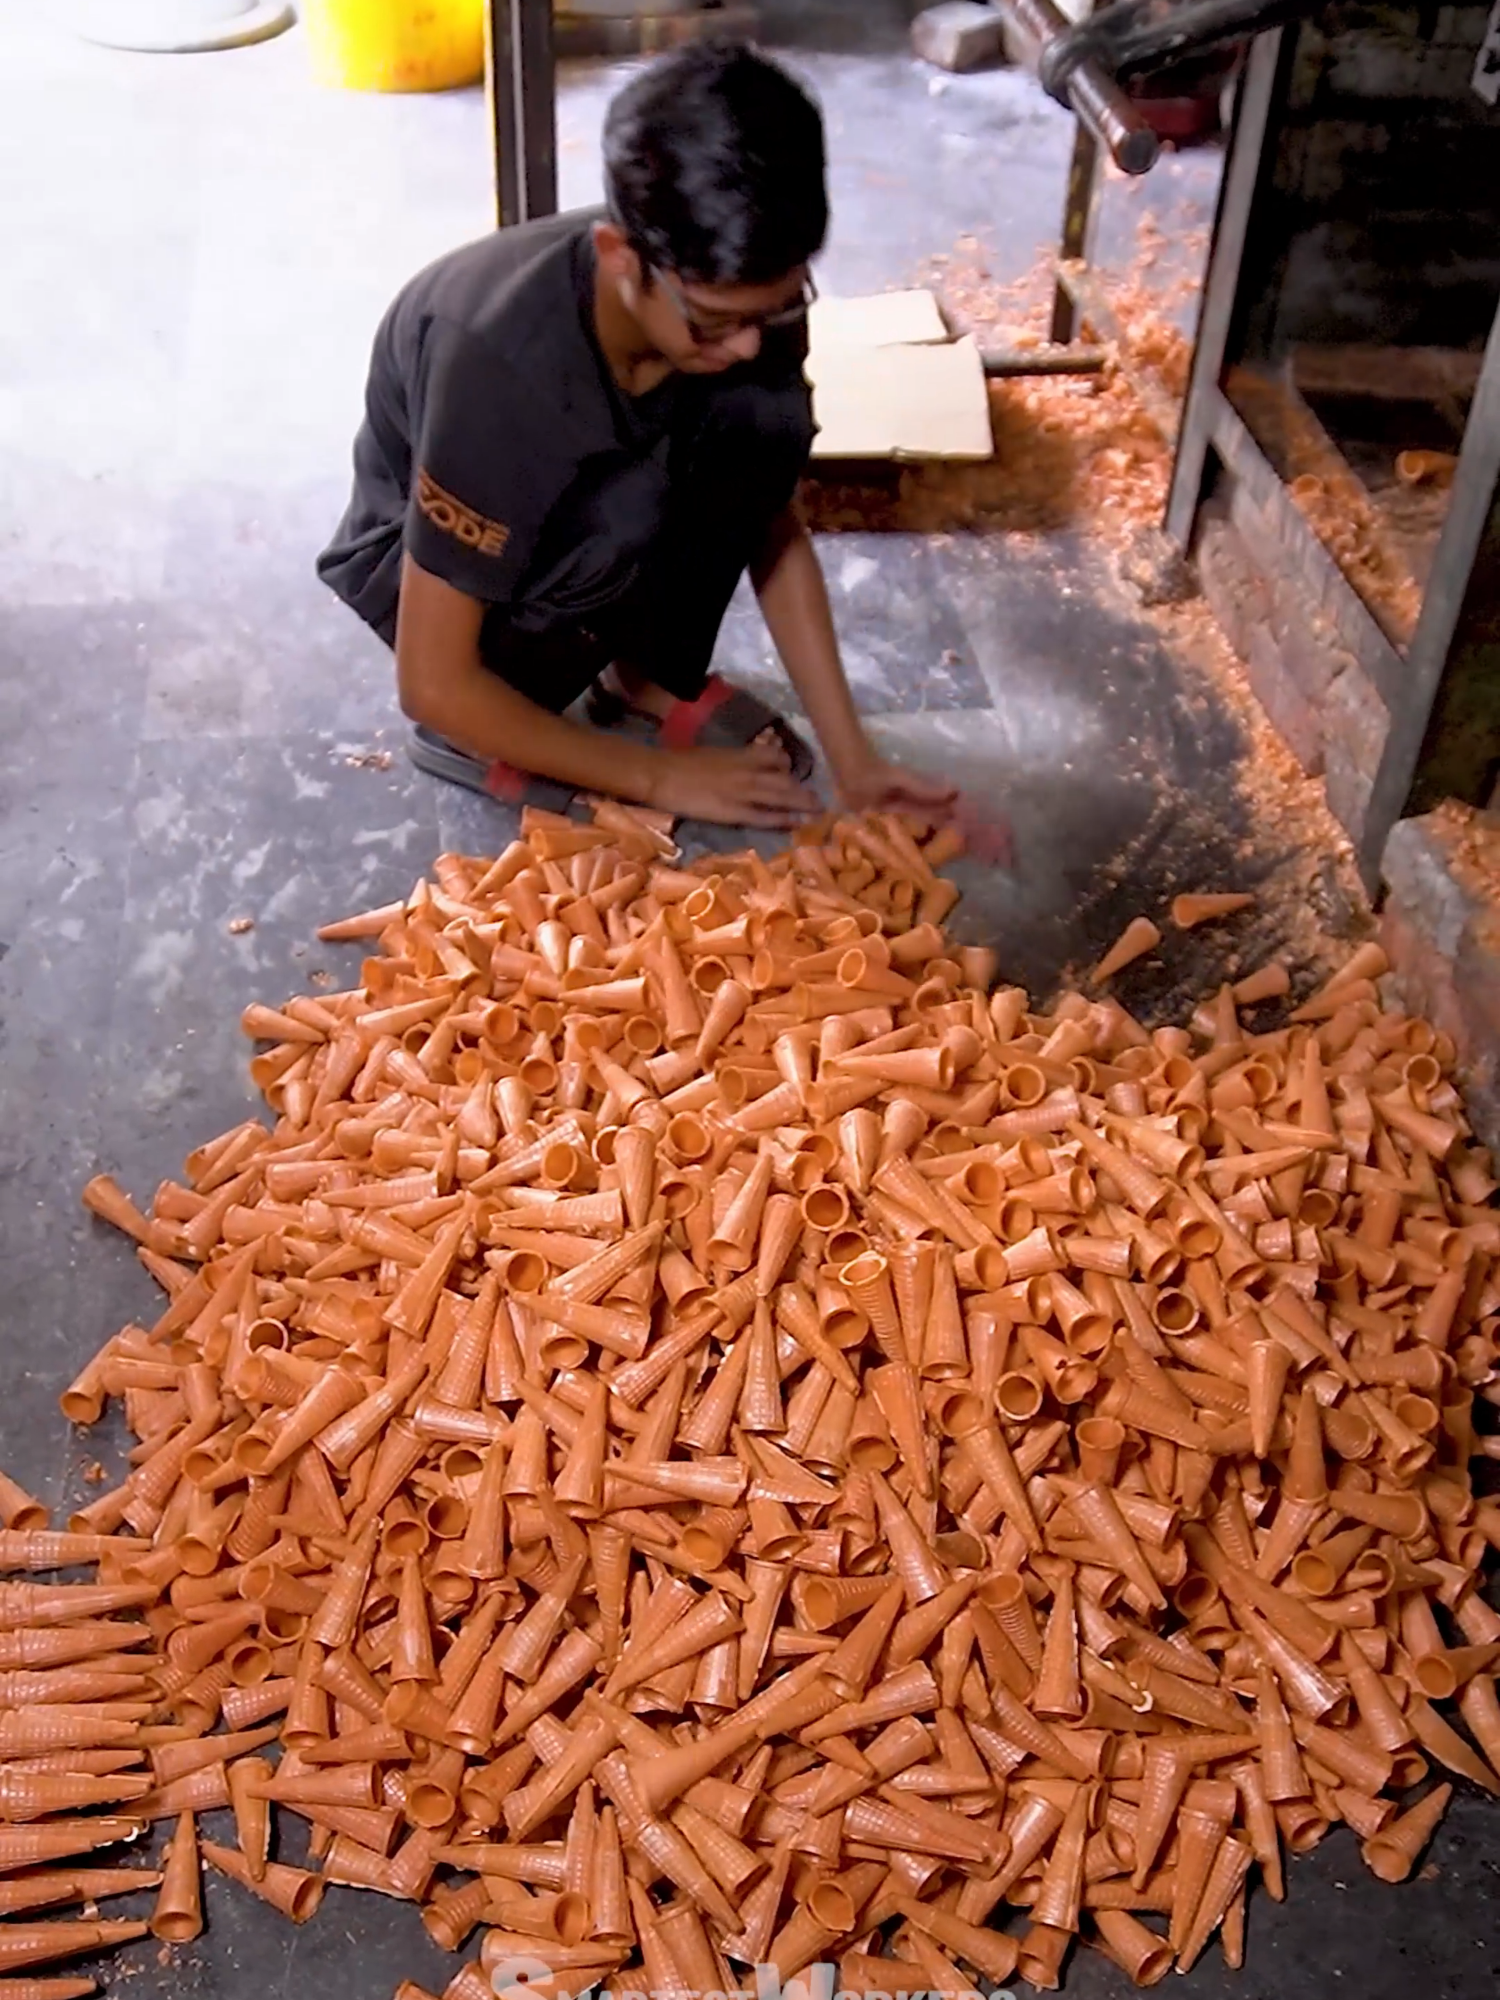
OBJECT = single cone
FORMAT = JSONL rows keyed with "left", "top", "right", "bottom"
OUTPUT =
{"left": 201, "top": 1840, "right": 324, "bottom": 1923}
{"left": 1246, "top": 1340, "right": 1290, "bottom": 1459}
{"left": 149, "top": 1815, "right": 202, "bottom": 1944}
{"left": 867, "top": 1471, "right": 946, "bottom": 1605}
{"left": 1171, "top": 892, "right": 1254, "bottom": 929}
{"left": 1090, "top": 917, "right": 1162, "bottom": 984}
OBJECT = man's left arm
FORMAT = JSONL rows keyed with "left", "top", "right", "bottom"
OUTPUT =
{"left": 750, "top": 507, "right": 956, "bottom": 814}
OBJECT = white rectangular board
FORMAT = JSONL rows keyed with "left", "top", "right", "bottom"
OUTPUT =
{"left": 807, "top": 289, "right": 951, "bottom": 350}
{"left": 806, "top": 331, "right": 993, "bottom": 460}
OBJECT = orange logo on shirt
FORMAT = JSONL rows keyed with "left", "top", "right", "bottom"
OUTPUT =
{"left": 415, "top": 468, "right": 511, "bottom": 557}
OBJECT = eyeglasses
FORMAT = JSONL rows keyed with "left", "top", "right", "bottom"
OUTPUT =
{"left": 651, "top": 265, "right": 818, "bottom": 346}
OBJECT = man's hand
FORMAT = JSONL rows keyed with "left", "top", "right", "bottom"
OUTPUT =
{"left": 836, "top": 754, "right": 958, "bottom": 817}
{"left": 647, "top": 741, "right": 818, "bottom": 829}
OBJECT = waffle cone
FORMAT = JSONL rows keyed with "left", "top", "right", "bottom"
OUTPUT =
{"left": 0, "top": 1923, "right": 149, "bottom": 1973}
{"left": 1030, "top": 1783, "right": 1092, "bottom": 1931}
{"left": 986, "top": 1792, "right": 1066, "bottom": 1899}
{"left": 738, "top": 1558, "right": 789, "bottom": 1700}
{"left": 607, "top": 1591, "right": 741, "bottom": 1697}
{"left": 823, "top": 1580, "right": 905, "bottom": 1699}
{"left": 0, "top": 1822, "right": 144, "bottom": 1873}
{"left": 305, "top": 1520, "right": 378, "bottom": 1651}
{"left": 1065, "top": 1483, "right": 1165, "bottom": 1609}
{"left": 149, "top": 1815, "right": 202, "bottom": 1945}
{"left": 1361, "top": 1781, "right": 1453, "bottom": 1883}
{"left": 1033, "top": 1568, "right": 1083, "bottom": 1720}
{"left": 631, "top": 1709, "right": 762, "bottom": 1815}
{"left": 0, "top": 1771, "right": 150, "bottom": 1820}
{"left": 835, "top": 1108, "right": 880, "bottom": 1197}
{"left": 723, "top": 1834, "right": 792, "bottom": 1964}
{"left": 1172, "top": 892, "right": 1254, "bottom": 928}
{"left": 303, "top": 1720, "right": 411, "bottom": 1765}
{"left": 895, "top": 1893, "right": 1021, "bottom": 1984}
{"left": 896, "top": 1920, "right": 975, "bottom": 2000}
{"left": 0, "top": 1871, "right": 161, "bottom": 1920}
{"left": 491, "top": 1629, "right": 601, "bottom": 1750}
{"left": 869, "top": 1364, "right": 929, "bottom": 1497}
{"left": 674, "top": 1336, "right": 750, "bottom": 1456}
{"left": 0, "top": 1531, "right": 138, "bottom": 1568}
{"left": 606, "top": 1458, "right": 745, "bottom": 1508}
{"left": 1093, "top": 1906, "right": 1174, "bottom": 1985}
{"left": 389, "top": 1555, "right": 436, "bottom": 1684}
{"left": 202, "top": 1840, "right": 324, "bottom": 1923}
{"left": 1169, "top": 1793, "right": 1235, "bottom": 1951}
{"left": 1245, "top": 1609, "right": 1342, "bottom": 1719}
{"left": 1254, "top": 1495, "right": 1327, "bottom": 1583}
{"left": 839, "top": 1252, "right": 906, "bottom": 1364}
{"left": 925, "top": 1250, "right": 972, "bottom": 1380}
{"left": 551, "top": 1224, "right": 664, "bottom": 1306}
{"left": 776, "top": 1286, "right": 860, "bottom": 1397}
{"left": 611, "top": 1125, "right": 656, "bottom": 1230}
{"left": 258, "top": 1369, "right": 364, "bottom": 1476}
{"left": 955, "top": 1419, "right": 1042, "bottom": 1551}
{"left": 1175, "top": 1832, "right": 1253, "bottom": 1973}
{"left": 584, "top": 1802, "right": 630, "bottom": 1946}
{"left": 226, "top": 1757, "right": 271, "bottom": 1880}
{"left": 1090, "top": 917, "right": 1162, "bottom": 984}
{"left": 1408, "top": 1696, "right": 1500, "bottom": 1794}
{"left": 835, "top": 1046, "right": 954, "bottom": 1090}
{"left": 0, "top": 1710, "right": 142, "bottom": 1757}
{"left": 0, "top": 1624, "right": 152, "bottom": 1671}
{"left": 456, "top": 1444, "right": 507, "bottom": 1580}
{"left": 555, "top": 1378, "right": 609, "bottom": 1518}
{"left": 1333, "top": 1479, "right": 1428, "bottom": 1538}
{"left": 0, "top": 1583, "right": 155, "bottom": 1630}
{"left": 990, "top": 1685, "right": 1093, "bottom": 1779}
{"left": 259, "top": 1760, "right": 381, "bottom": 1809}
{"left": 1284, "top": 1386, "right": 1329, "bottom": 1502}
{"left": 1252, "top": 1664, "right": 1306, "bottom": 1801}
{"left": 1246, "top": 1340, "right": 1289, "bottom": 1459}
{"left": 862, "top": 1470, "right": 943, "bottom": 1605}
{"left": 739, "top": 1302, "right": 784, "bottom": 1434}
{"left": 888, "top": 1576, "right": 978, "bottom": 1670}
{"left": 494, "top": 1552, "right": 585, "bottom": 1683}
{"left": 531, "top": 1294, "right": 648, "bottom": 1360}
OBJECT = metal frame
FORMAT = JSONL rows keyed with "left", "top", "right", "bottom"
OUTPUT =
{"left": 1361, "top": 307, "right": 1500, "bottom": 876}
{"left": 1163, "top": 14, "right": 1500, "bottom": 887}
{"left": 487, "top": 0, "right": 558, "bottom": 230}
{"left": 1163, "top": 27, "right": 1284, "bottom": 543}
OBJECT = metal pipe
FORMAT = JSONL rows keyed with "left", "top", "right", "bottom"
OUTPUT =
{"left": 999, "top": 0, "right": 1160, "bottom": 175}
{"left": 1040, "top": 0, "right": 1316, "bottom": 90}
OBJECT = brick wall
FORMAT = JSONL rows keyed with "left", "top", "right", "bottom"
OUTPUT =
{"left": 1381, "top": 811, "right": 1500, "bottom": 1150}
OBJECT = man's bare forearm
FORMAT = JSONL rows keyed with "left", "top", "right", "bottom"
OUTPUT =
{"left": 394, "top": 565, "right": 664, "bottom": 801}
{"left": 752, "top": 510, "right": 875, "bottom": 789}
{"left": 404, "top": 662, "right": 669, "bottom": 801}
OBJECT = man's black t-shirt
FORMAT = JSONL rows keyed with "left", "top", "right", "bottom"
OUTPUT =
{"left": 317, "top": 208, "right": 813, "bottom": 642}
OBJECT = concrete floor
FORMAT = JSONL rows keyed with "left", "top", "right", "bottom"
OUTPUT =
{"left": 0, "top": 3, "right": 1496, "bottom": 1996}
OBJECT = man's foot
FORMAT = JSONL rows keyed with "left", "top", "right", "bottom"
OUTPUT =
{"left": 407, "top": 725, "right": 580, "bottom": 813}
{"left": 586, "top": 668, "right": 817, "bottom": 782}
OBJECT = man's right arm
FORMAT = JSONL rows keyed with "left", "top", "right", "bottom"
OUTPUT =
{"left": 395, "top": 554, "right": 815, "bottom": 827}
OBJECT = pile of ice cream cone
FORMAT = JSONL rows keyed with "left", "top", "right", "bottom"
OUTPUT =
{"left": 2, "top": 799, "right": 1497, "bottom": 1997}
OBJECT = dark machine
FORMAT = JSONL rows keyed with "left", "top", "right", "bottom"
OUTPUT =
{"left": 1004, "top": 0, "right": 1500, "bottom": 888}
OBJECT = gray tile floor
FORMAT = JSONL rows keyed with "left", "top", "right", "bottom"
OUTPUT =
{"left": 2, "top": 5, "right": 1495, "bottom": 1997}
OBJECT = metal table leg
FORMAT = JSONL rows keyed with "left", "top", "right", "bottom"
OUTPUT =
{"left": 488, "top": 0, "right": 558, "bottom": 229}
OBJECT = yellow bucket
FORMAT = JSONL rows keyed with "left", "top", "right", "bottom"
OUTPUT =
{"left": 302, "top": 0, "right": 486, "bottom": 92}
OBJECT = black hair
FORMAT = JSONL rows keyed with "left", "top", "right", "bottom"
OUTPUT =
{"left": 603, "top": 41, "right": 828, "bottom": 288}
